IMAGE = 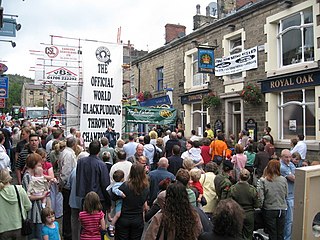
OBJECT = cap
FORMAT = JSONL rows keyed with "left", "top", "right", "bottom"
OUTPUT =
{"left": 223, "top": 160, "right": 233, "bottom": 170}
{"left": 240, "top": 168, "right": 250, "bottom": 181}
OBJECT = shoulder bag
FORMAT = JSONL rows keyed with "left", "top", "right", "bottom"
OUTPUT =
{"left": 156, "top": 219, "right": 168, "bottom": 240}
{"left": 14, "top": 185, "right": 32, "bottom": 236}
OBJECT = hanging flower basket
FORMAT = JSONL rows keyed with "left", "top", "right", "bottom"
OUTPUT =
{"left": 240, "top": 83, "right": 262, "bottom": 104}
{"left": 202, "top": 93, "right": 221, "bottom": 108}
{"left": 137, "top": 91, "right": 152, "bottom": 102}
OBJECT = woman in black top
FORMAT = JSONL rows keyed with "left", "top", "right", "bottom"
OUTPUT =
{"left": 115, "top": 164, "right": 149, "bottom": 240}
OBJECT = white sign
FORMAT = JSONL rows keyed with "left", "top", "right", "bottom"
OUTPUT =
{"left": 215, "top": 46, "right": 258, "bottom": 76}
{"left": 80, "top": 42, "right": 123, "bottom": 146}
{"left": 45, "top": 66, "right": 79, "bottom": 84}
{"left": 43, "top": 44, "right": 79, "bottom": 61}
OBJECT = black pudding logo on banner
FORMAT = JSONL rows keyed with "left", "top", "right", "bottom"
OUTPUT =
{"left": 96, "top": 46, "right": 112, "bottom": 65}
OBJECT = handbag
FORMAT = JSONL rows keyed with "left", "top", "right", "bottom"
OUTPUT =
{"left": 14, "top": 185, "right": 32, "bottom": 236}
{"left": 252, "top": 168, "right": 258, "bottom": 187}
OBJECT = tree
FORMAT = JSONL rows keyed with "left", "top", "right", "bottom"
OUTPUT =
{"left": 4, "top": 74, "right": 33, "bottom": 112}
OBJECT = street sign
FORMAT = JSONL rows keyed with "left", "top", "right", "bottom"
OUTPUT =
{"left": 0, "top": 18, "right": 17, "bottom": 37}
{"left": 0, "top": 76, "right": 9, "bottom": 99}
{"left": 0, "top": 98, "right": 5, "bottom": 108}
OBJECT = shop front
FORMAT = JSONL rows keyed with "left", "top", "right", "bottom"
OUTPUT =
{"left": 261, "top": 68, "right": 320, "bottom": 159}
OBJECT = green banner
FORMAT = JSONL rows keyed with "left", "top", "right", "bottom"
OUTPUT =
{"left": 125, "top": 106, "right": 176, "bottom": 125}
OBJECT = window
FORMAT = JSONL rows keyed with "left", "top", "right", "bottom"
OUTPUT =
{"left": 192, "top": 52, "right": 208, "bottom": 87}
{"left": 278, "top": 8, "right": 314, "bottom": 67}
{"left": 229, "top": 36, "right": 243, "bottom": 79}
{"left": 222, "top": 29, "right": 246, "bottom": 83}
{"left": 279, "top": 89, "right": 315, "bottom": 140}
{"left": 192, "top": 103, "right": 207, "bottom": 137}
{"left": 157, "top": 67, "right": 164, "bottom": 91}
{"left": 29, "top": 90, "right": 34, "bottom": 95}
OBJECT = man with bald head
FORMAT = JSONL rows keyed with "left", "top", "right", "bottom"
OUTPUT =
{"left": 147, "top": 157, "right": 175, "bottom": 206}
{"left": 165, "top": 132, "right": 181, "bottom": 158}
{"left": 280, "top": 149, "right": 296, "bottom": 240}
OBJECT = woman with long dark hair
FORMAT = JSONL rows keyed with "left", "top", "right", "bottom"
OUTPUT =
{"left": 257, "top": 160, "right": 288, "bottom": 240}
{"left": 144, "top": 182, "right": 202, "bottom": 239}
{"left": 114, "top": 164, "right": 149, "bottom": 240}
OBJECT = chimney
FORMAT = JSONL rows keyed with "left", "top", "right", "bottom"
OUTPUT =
{"left": 165, "top": 24, "right": 186, "bottom": 44}
{"left": 236, "top": 0, "right": 257, "bottom": 9}
{"left": 193, "top": 4, "right": 217, "bottom": 30}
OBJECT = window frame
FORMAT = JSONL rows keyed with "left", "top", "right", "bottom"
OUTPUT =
{"left": 156, "top": 67, "right": 164, "bottom": 91}
{"left": 265, "top": 1, "right": 317, "bottom": 77}
{"left": 184, "top": 48, "right": 209, "bottom": 92}
{"left": 278, "top": 88, "right": 315, "bottom": 140}
{"left": 277, "top": 8, "right": 314, "bottom": 68}
{"left": 222, "top": 28, "right": 246, "bottom": 85}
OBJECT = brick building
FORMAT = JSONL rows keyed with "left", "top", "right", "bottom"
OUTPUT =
{"left": 131, "top": 0, "right": 320, "bottom": 161}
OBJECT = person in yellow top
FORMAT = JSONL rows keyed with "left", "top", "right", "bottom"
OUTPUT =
{"left": 205, "top": 124, "right": 214, "bottom": 140}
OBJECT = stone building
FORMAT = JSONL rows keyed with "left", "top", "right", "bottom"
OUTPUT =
{"left": 131, "top": 0, "right": 320, "bottom": 160}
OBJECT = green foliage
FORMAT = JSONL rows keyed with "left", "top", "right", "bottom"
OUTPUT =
{"left": 202, "top": 92, "right": 221, "bottom": 108}
{"left": 4, "top": 74, "right": 33, "bottom": 112}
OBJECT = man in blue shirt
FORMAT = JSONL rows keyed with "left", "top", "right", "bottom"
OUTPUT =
{"left": 147, "top": 157, "right": 175, "bottom": 206}
{"left": 280, "top": 149, "right": 296, "bottom": 240}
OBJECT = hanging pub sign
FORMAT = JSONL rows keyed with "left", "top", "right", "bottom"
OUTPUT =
{"left": 198, "top": 47, "right": 215, "bottom": 74}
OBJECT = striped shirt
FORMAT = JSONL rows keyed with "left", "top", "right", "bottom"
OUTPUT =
{"left": 79, "top": 210, "right": 104, "bottom": 240}
{"left": 16, "top": 148, "right": 33, "bottom": 171}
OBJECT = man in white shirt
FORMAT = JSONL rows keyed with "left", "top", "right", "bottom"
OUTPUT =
{"left": 290, "top": 134, "right": 307, "bottom": 160}
{"left": 108, "top": 150, "right": 132, "bottom": 189}
{"left": 163, "top": 129, "right": 171, "bottom": 146}
{"left": 123, "top": 134, "right": 138, "bottom": 160}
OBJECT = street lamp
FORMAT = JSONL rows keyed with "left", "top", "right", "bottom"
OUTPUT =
{"left": 0, "top": 39, "right": 16, "bottom": 48}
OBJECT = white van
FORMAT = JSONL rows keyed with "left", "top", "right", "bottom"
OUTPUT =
{"left": 24, "top": 107, "right": 50, "bottom": 125}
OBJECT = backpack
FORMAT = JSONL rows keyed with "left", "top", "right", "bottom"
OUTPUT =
{"left": 153, "top": 145, "right": 161, "bottom": 164}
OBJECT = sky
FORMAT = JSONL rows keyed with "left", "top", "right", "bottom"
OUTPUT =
{"left": 1, "top": 0, "right": 211, "bottom": 78}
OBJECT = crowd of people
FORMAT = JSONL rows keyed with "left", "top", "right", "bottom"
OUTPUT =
{"left": 0, "top": 119, "right": 316, "bottom": 240}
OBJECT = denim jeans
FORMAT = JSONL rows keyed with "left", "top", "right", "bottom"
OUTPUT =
{"left": 284, "top": 198, "right": 294, "bottom": 240}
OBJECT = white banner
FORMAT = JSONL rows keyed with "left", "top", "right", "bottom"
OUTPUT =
{"left": 215, "top": 46, "right": 258, "bottom": 76}
{"left": 44, "top": 66, "right": 79, "bottom": 84}
{"left": 80, "top": 42, "right": 123, "bottom": 146}
{"left": 43, "top": 44, "right": 79, "bottom": 61}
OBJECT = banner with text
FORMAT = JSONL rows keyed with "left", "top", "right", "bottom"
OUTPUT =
{"left": 215, "top": 46, "right": 258, "bottom": 76}
{"left": 125, "top": 106, "right": 176, "bottom": 125}
{"left": 80, "top": 42, "right": 123, "bottom": 146}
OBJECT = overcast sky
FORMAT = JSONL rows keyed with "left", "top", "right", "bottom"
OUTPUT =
{"left": 1, "top": 0, "right": 211, "bottom": 78}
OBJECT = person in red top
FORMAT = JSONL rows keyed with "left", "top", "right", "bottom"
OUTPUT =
{"left": 201, "top": 138, "right": 212, "bottom": 165}
{"left": 79, "top": 191, "right": 106, "bottom": 240}
{"left": 189, "top": 168, "right": 204, "bottom": 205}
{"left": 36, "top": 148, "right": 54, "bottom": 180}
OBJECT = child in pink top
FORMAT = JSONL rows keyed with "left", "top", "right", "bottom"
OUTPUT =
{"left": 79, "top": 191, "right": 106, "bottom": 240}
{"left": 231, "top": 144, "right": 247, "bottom": 181}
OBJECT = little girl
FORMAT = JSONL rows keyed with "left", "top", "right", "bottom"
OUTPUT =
{"left": 28, "top": 166, "right": 49, "bottom": 208}
{"left": 41, "top": 207, "right": 61, "bottom": 240}
{"left": 79, "top": 191, "right": 106, "bottom": 240}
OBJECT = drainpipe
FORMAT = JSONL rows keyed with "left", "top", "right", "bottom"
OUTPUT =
{"left": 137, "top": 63, "right": 141, "bottom": 93}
